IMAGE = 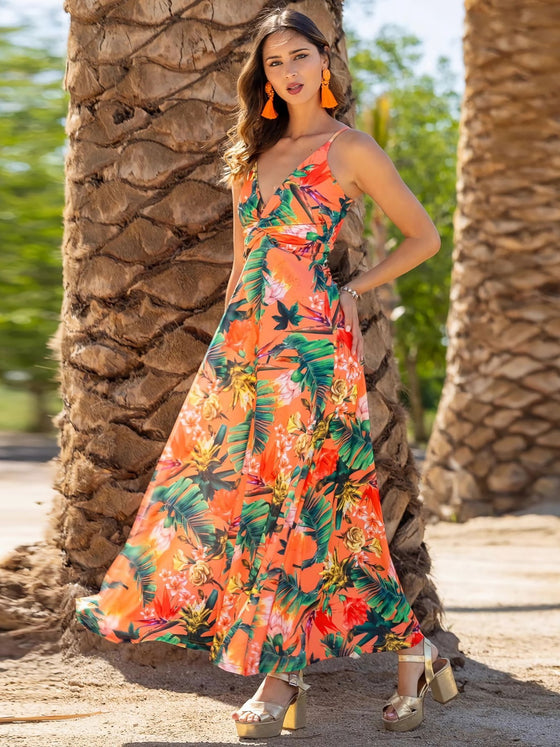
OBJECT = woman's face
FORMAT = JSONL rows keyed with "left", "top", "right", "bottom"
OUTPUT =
{"left": 261, "top": 29, "right": 327, "bottom": 107}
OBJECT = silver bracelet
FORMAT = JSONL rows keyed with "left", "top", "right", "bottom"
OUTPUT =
{"left": 340, "top": 285, "right": 360, "bottom": 302}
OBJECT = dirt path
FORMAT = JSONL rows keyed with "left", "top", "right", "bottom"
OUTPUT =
{"left": 1, "top": 468, "right": 559, "bottom": 745}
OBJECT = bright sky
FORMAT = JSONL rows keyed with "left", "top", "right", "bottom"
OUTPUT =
{"left": 345, "top": 0, "right": 464, "bottom": 84}
{"left": 1, "top": 0, "right": 464, "bottom": 88}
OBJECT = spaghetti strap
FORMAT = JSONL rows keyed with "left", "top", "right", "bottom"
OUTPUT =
{"left": 328, "top": 125, "right": 352, "bottom": 144}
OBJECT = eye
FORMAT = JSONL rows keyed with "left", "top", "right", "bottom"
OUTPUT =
{"left": 268, "top": 53, "right": 308, "bottom": 67}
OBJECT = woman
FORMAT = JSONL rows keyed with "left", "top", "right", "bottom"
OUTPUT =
{"left": 75, "top": 8, "right": 458, "bottom": 739}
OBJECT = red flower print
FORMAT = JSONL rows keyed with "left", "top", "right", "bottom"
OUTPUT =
{"left": 343, "top": 597, "right": 369, "bottom": 629}
{"left": 314, "top": 609, "right": 339, "bottom": 636}
{"left": 226, "top": 319, "right": 254, "bottom": 348}
{"left": 314, "top": 448, "right": 339, "bottom": 480}
{"left": 145, "top": 585, "right": 183, "bottom": 625}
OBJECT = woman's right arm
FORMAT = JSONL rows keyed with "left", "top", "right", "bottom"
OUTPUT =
{"left": 224, "top": 176, "right": 246, "bottom": 310}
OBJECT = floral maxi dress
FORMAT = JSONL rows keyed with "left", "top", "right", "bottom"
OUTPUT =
{"left": 75, "top": 125, "right": 424, "bottom": 675}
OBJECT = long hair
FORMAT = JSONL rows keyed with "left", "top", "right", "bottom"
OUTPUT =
{"left": 219, "top": 9, "right": 349, "bottom": 189}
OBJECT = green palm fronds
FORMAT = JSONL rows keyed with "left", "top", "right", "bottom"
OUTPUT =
{"left": 254, "top": 378, "right": 276, "bottom": 453}
{"left": 113, "top": 621, "right": 141, "bottom": 641}
{"left": 350, "top": 565, "right": 413, "bottom": 625}
{"left": 276, "top": 570, "right": 320, "bottom": 615}
{"left": 243, "top": 237, "right": 273, "bottom": 312}
{"left": 267, "top": 333, "right": 334, "bottom": 416}
{"left": 226, "top": 409, "right": 253, "bottom": 471}
{"left": 329, "top": 416, "right": 376, "bottom": 471}
{"left": 238, "top": 498, "right": 270, "bottom": 555}
{"left": 121, "top": 544, "right": 157, "bottom": 605}
{"left": 321, "top": 632, "right": 361, "bottom": 659}
{"left": 75, "top": 606, "right": 101, "bottom": 635}
{"left": 300, "top": 492, "right": 333, "bottom": 568}
{"left": 151, "top": 477, "right": 215, "bottom": 546}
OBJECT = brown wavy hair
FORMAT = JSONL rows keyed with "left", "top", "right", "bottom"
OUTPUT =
{"left": 219, "top": 8, "right": 349, "bottom": 189}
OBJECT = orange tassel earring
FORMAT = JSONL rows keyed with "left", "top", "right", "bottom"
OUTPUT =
{"left": 261, "top": 81, "right": 278, "bottom": 119}
{"left": 321, "top": 68, "right": 338, "bottom": 108}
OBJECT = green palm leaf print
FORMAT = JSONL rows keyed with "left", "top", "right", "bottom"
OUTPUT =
{"left": 276, "top": 570, "right": 319, "bottom": 615}
{"left": 151, "top": 477, "right": 215, "bottom": 546}
{"left": 254, "top": 378, "right": 276, "bottom": 453}
{"left": 350, "top": 565, "right": 413, "bottom": 624}
{"left": 238, "top": 498, "right": 270, "bottom": 555}
{"left": 121, "top": 544, "right": 157, "bottom": 605}
{"left": 300, "top": 491, "right": 332, "bottom": 569}
{"left": 206, "top": 331, "right": 229, "bottom": 378}
{"left": 321, "top": 632, "right": 362, "bottom": 659}
{"left": 227, "top": 409, "right": 253, "bottom": 472}
{"left": 268, "top": 333, "right": 334, "bottom": 414}
{"left": 329, "top": 416, "right": 375, "bottom": 471}
{"left": 244, "top": 237, "right": 273, "bottom": 312}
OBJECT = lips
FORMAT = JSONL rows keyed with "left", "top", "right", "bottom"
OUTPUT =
{"left": 287, "top": 83, "right": 303, "bottom": 94}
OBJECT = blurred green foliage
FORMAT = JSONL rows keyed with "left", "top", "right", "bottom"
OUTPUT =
{"left": 348, "top": 26, "right": 460, "bottom": 430}
{"left": 0, "top": 20, "right": 458, "bottom": 435}
{"left": 0, "top": 23, "right": 67, "bottom": 431}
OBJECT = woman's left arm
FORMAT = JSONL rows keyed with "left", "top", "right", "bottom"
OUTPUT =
{"left": 343, "top": 130, "right": 441, "bottom": 297}
{"left": 338, "top": 131, "right": 441, "bottom": 361}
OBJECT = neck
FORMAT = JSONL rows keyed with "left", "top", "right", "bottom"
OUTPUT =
{"left": 283, "top": 102, "right": 335, "bottom": 140}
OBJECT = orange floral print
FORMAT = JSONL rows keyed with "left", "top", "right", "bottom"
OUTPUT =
{"left": 75, "top": 125, "right": 424, "bottom": 675}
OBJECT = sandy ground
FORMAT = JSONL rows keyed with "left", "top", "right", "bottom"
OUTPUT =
{"left": 0, "top": 461, "right": 559, "bottom": 746}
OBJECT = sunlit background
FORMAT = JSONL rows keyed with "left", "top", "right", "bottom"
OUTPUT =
{"left": 0, "top": 0, "right": 464, "bottom": 441}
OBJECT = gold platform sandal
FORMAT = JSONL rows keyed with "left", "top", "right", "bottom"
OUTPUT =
{"left": 382, "top": 637, "right": 458, "bottom": 732}
{"left": 234, "top": 670, "right": 310, "bottom": 739}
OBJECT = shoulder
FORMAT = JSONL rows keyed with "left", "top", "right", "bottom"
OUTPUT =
{"left": 337, "top": 127, "right": 385, "bottom": 160}
{"left": 335, "top": 127, "right": 394, "bottom": 186}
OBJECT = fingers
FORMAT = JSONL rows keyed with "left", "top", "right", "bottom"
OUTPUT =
{"left": 342, "top": 298, "right": 364, "bottom": 363}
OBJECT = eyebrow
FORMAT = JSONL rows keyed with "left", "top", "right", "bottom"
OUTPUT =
{"left": 265, "top": 47, "right": 311, "bottom": 61}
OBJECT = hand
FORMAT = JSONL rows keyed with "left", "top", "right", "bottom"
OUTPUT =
{"left": 340, "top": 291, "right": 364, "bottom": 363}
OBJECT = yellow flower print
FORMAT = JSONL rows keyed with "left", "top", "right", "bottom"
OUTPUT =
{"left": 202, "top": 392, "right": 221, "bottom": 420}
{"left": 310, "top": 418, "right": 329, "bottom": 447}
{"left": 210, "top": 630, "right": 226, "bottom": 661}
{"left": 229, "top": 364, "right": 256, "bottom": 410}
{"left": 320, "top": 549, "right": 349, "bottom": 591}
{"left": 380, "top": 633, "right": 410, "bottom": 652}
{"left": 189, "top": 436, "right": 221, "bottom": 473}
{"left": 287, "top": 411, "right": 305, "bottom": 434}
{"left": 338, "top": 481, "right": 362, "bottom": 516}
{"left": 331, "top": 378, "right": 349, "bottom": 405}
{"left": 173, "top": 547, "right": 190, "bottom": 572}
{"left": 226, "top": 572, "right": 245, "bottom": 594}
{"left": 367, "top": 537, "right": 383, "bottom": 556}
{"left": 182, "top": 600, "right": 211, "bottom": 634}
{"left": 295, "top": 432, "right": 313, "bottom": 458}
{"left": 272, "top": 472, "right": 290, "bottom": 507}
{"left": 343, "top": 526, "right": 366, "bottom": 553}
{"left": 189, "top": 560, "right": 213, "bottom": 586}
{"left": 186, "top": 380, "right": 206, "bottom": 407}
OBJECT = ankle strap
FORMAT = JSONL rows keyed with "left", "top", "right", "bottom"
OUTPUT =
{"left": 398, "top": 638, "right": 436, "bottom": 684}
{"left": 268, "top": 671, "right": 310, "bottom": 691}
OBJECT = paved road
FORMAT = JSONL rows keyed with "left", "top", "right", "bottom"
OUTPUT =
{"left": 0, "top": 460, "right": 57, "bottom": 558}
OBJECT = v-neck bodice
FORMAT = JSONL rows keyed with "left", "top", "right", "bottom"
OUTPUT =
{"left": 254, "top": 126, "right": 352, "bottom": 213}
{"left": 238, "top": 126, "right": 355, "bottom": 249}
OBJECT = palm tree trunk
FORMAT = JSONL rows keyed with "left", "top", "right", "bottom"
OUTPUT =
{"left": 422, "top": 0, "right": 560, "bottom": 521}
{"left": 0, "top": 0, "right": 455, "bottom": 660}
